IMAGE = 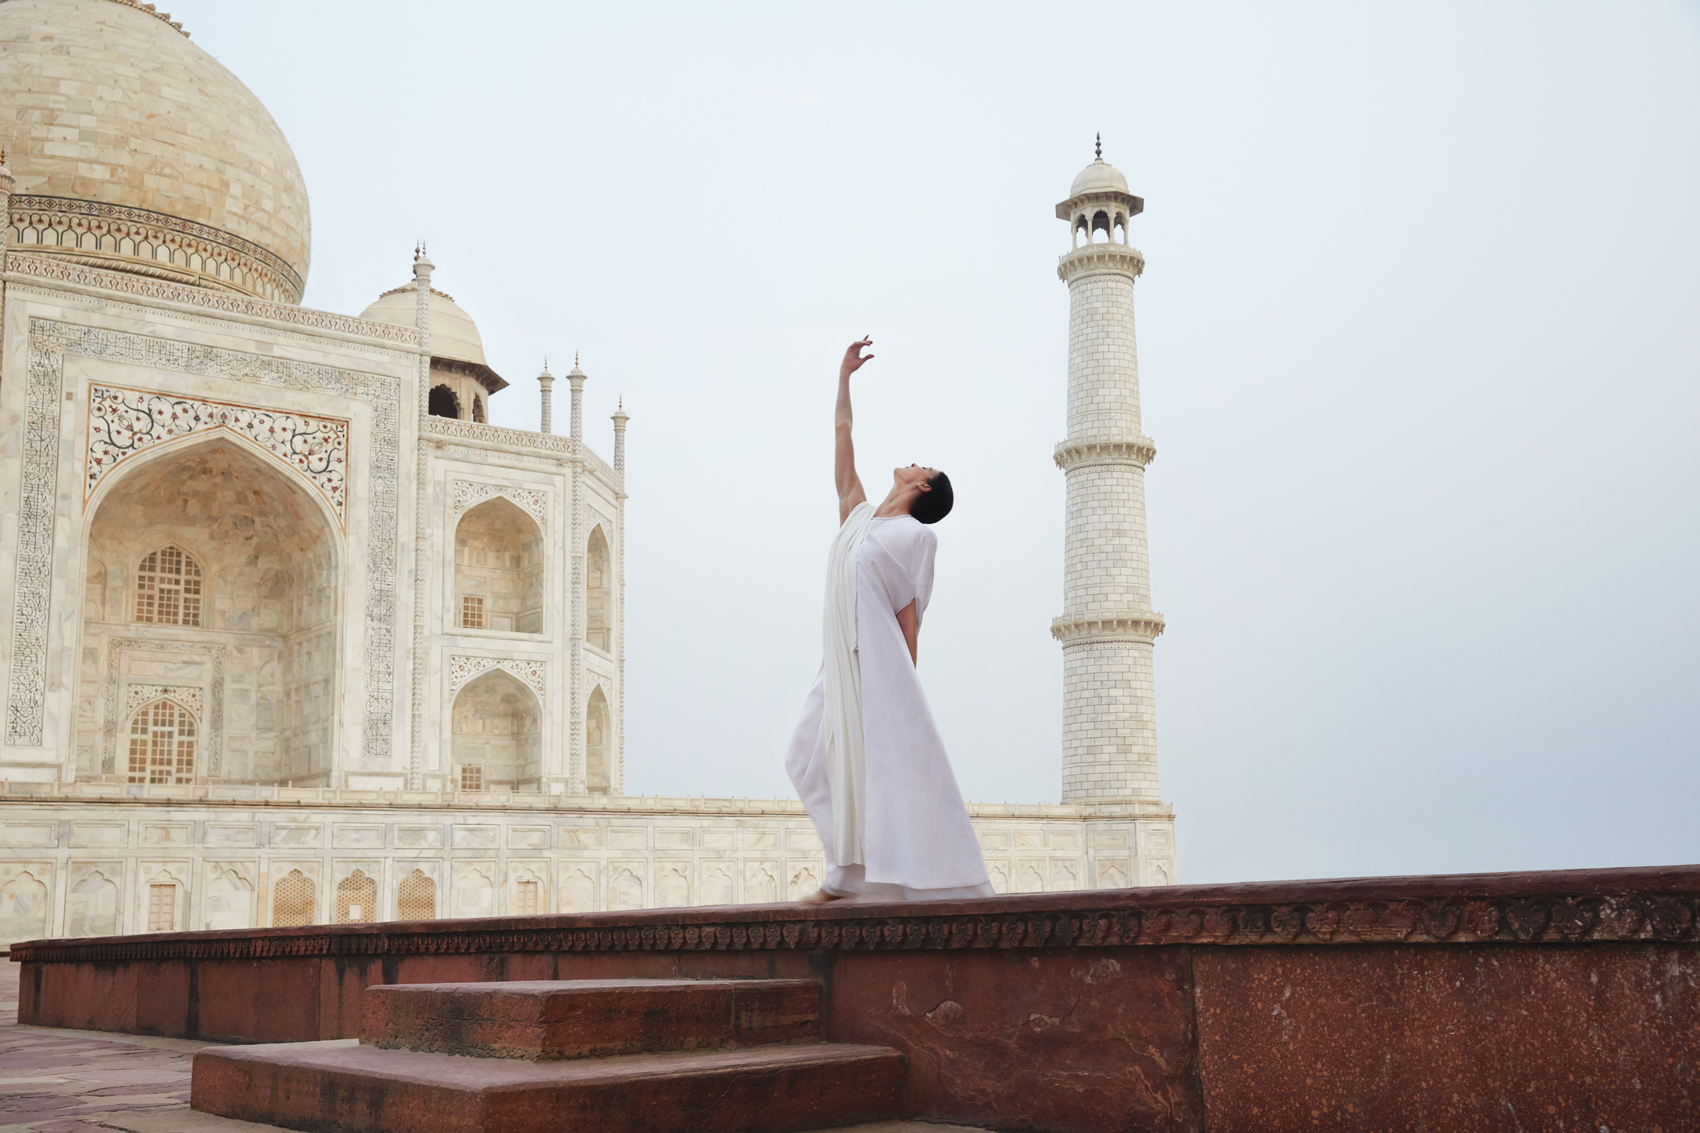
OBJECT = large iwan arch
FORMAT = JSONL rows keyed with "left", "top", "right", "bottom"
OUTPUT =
{"left": 80, "top": 435, "right": 342, "bottom": 784}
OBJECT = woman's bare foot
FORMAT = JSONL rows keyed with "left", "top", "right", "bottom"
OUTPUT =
{"left": 800, "top": 889, "right": 845, "bottom": 905}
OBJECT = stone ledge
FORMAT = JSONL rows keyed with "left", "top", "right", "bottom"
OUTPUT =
{"left": 13, "top": 865, "right": 1698, "bottom": 964}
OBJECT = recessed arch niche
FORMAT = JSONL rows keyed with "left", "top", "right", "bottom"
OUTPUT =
{"left": 454, "top": 496, "right": 544, "bottom": 634}
{"left": 451, "top": 668, "right": 542, "bottom": 792}
{"left": 585, "top": 683, "right": 611, "bottom": 794}
{"left": 81, "top": 435, "right": 340, "bottom": 784}
{"left": 586, "top": 524, "right": 610, "bottom": 652}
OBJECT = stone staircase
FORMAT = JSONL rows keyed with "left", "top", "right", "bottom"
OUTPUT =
{"left": 190, "top": 978, "right": 908, "bottom": 1133}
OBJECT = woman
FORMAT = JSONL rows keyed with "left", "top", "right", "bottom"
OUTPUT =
{"left": 784, "top": 337, "right": 994, "bottom": 903}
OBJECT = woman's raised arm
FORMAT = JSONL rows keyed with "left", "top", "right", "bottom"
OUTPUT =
{"left": 834, "top": 337, "right": 873, "bottom": 525}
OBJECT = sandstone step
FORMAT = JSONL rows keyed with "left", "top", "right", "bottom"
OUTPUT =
{"left": 192, "top": 1038, "right": 908, "bottom": 1133}
{"left": 360, "top": 978, "right": 822, "bottom": 1060}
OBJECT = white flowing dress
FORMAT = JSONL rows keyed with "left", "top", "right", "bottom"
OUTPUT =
{"left": 784, "top": 504, "right": 994, "bottom": 901}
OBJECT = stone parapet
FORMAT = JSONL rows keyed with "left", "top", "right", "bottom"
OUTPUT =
{"left": 14, "top": 865, "right": 1699, "bottom": 1132}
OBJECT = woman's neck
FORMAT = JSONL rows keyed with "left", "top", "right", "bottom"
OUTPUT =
{"left": 872, "top": 484, "right": 916, "bottom": 518}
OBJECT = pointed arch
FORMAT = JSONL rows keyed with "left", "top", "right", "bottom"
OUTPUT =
{"left": 451, "top": 667, "right": 542, "bottom": 792}
{"left": 585, "top": 683, "right": 611, "bottom": 795}
{"left": 272, "top": 869, "right": 315, "bottom": 927}
{"left": 397, "top": 869, "right": 436, "bottom": 921}
{"left": 135, "top": 544, "right": 204, "bottom": 626}
{"left": 84, "top": 433, "right": 341, "bottom": 784}
{"left": 455, "top": 496, "right": 545, "bottom": 634}
{"left": 127, "top": 697, "right": 197, "bottom": 785}
{"left": 586, "top": 524, "right": 611, "bottom": 652}
{"left": 429, "top": 384, "right": 461, "bottom": 419}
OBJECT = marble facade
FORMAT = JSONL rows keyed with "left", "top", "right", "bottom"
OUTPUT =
{"left": 0, "top": 1, "right": 1176, "bottom": 947}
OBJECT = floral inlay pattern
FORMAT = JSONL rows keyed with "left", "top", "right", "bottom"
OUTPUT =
{"left": 86, "top": 385, "right": 349, "bottom": 524}
{"left": 448, "top": 655, "right": 547, "bottom": 696}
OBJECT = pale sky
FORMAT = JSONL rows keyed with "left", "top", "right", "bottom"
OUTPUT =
{"left": 184, "top": 2, "right": 1699, "bottom": 884}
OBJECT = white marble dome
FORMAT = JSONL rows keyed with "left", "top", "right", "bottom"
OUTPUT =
{"left": 0, "top": 0, "right": 311, "bottom": 302}
{"left": 360, "top": 286, "right": 491, "bottom": 370}
{"left": 1070, "top": 157, "right": 1130, "bottom": 197}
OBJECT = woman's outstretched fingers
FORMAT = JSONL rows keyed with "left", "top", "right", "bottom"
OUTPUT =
{"left": 842, "top": 337, "right": 875, "bottom": 376}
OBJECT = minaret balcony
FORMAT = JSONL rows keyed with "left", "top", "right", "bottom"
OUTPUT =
{"left": 1051, "top": 611, "right": 1167, "bottom": 646}
{"left": 1054, "top": 436, "right": 1157, "bottom": 471}
{"left": 1058, "top": 242, "right": 1145, "bottom": 282}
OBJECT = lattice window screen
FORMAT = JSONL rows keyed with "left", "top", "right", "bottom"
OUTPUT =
{"left": 273, "top": 869, "right": 314, "bottom": 927}
{"left": 336, "top": 869, "right": 377, "bottom": 924}
{"left": 460, "top": 764, "right": 483, "bottom": 791}
{"left": 127, "top": 699, "right": 196, "bottom": 784}
{"left": 461, "top": 595, "right": 485, "bottom": 629}
{"left": 136, "top": 545, "right": 203, "bottom": 626}
{"left": 397, "top": 870, "right": 435, "bottom": 921}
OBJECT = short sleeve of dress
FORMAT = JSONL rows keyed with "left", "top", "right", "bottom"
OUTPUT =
{"left": 910, "top": 524, "right": 938, "bottom": 627}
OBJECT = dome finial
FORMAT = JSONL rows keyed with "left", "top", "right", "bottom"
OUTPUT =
{"left": 1095, "top": 132, "right": 1102, "bottom": 161}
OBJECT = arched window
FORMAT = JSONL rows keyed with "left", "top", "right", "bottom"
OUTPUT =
{"left": 336, "top": 869, "right": 377, "bottom": 923}
{"left": 127, "top": 698, "right": 196, "bottom": 785}
{"left": 585, "top": 684, "right": 610, "bottom": 794}
{"left": 587, "top": 525, "right": 611, "bottom": 652}
{"left": 428, "top": 384, "right": 461, "bottom": 419}
{"left": 1092, "top": 209, "right": 1111, "bottom": 243}
{"left": 135, "top": 546, "right": 202, "bottom": 626}
{"left": 397, "top": 869, "right": 436, "bottom": 921}
{"left": 273, "top": 869, "right": 315, "bottom": 927}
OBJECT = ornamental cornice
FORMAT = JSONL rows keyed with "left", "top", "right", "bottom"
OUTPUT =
{"left": 13, "top": 866, "right": 1698, "bottom": 963}
{"left": 9, "top": 194, "right": 303, "bottom": 303}
{"left": 1058, "top": 243, "right": 1145, "bottom": 282}
{"left": 423, "top": 416, "right": 575, "bottom": 457}
{"left": 1054, "top": 187, "right": 1145, "bottom": 220}
{"left": 4, "top": 254, "right": 421, "bottom": 348}
{"left": 1051, "top": 610, "right": 1167, "bottom": 645}
{"left": 1054, "top": 437, "right": 1156, "bottom": 470}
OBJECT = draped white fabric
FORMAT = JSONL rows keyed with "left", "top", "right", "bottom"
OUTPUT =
{"left": 786, "top": 511, "right": 993, "bottom": 899}
{"left": 820, "top": 500, "right": 876, "bottom": 867}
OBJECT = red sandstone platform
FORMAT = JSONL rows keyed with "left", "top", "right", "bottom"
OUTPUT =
{"left": 16, "top": 865, "right": 1700, "bottom": 1133}
{"left": 194, "top": 1039, "right": 906, "bottom": 1133}
{"left": 360, "top": 978, "right": 820, "bottom": 1059}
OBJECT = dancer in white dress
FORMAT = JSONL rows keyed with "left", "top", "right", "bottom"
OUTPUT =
{"left": 785, "top": 337, "right": 994, "bottom": 904}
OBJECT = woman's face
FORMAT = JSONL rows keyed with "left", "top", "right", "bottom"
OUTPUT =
{"left": 893, "top": 464, "right": 936, "bottom": 491}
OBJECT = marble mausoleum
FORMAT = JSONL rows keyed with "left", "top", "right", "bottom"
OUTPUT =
{"left": 0, "top": 0, "right": 1176, "bottom": 947}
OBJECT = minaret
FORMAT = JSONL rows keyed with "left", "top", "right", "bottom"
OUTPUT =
{"left": 1052, "top": 138, "right": 1167, "bottom": 805}
{"left": 610, "top": 398, "right": 628, "bottom": 793}
{"left": 566, "top": 353, "right": 587, "bottom": 793}
{"left": 537, "top": 360, "right": 555, "bottom": 434}
{"left": 567, "top": 353, "right": 585, "bottom": 444}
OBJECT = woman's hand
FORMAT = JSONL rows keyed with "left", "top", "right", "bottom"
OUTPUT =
{"left": 840, "top": 337, "right": 874, "bottom": 380}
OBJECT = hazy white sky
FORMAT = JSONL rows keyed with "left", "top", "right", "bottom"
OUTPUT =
{"left": 185, "top": 2, "right": 1698, "bottom": 883}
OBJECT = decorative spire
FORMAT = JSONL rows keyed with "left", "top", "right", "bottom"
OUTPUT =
{"left": 1095, "top": 132, "right": 1102, "bottom": 161}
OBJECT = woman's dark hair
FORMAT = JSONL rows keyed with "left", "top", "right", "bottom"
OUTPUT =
{"left": 910, "top": 471, "right": 953, "bottom": 525}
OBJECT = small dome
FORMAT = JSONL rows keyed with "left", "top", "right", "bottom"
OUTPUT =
{"left": 361, "top": 286, "right": 489, "bottom": 368}
{"left": 0, "top": 0, "right": 311, "bottom": 303}
{"left": 360, "top": 283, "right": 507, "bottom": 392}
{"left": 1070, "top": 158, "right": 1129, "bottom": 197}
